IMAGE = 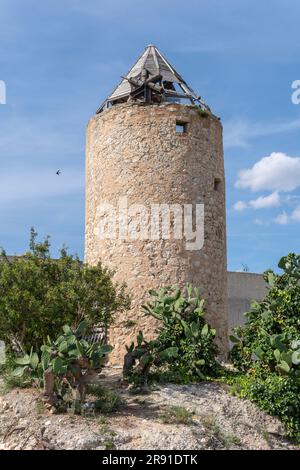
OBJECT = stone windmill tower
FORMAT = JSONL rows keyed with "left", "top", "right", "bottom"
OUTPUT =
{"left": 85, "top": 45, "right": 228, "bottom": 362}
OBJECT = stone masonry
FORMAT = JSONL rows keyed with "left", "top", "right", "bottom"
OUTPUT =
{"left": 85, "top": 102, "right": 228, "bottom": 363}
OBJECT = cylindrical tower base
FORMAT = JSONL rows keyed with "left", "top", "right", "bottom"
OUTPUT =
{"left": 85, "top": 102, "right": 228, "bottom": 363}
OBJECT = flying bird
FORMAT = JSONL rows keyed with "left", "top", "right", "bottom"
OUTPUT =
{"left": 56, "top": 170, "right": 61, "bottom": 176}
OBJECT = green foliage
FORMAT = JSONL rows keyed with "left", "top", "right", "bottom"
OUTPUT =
{"left": 12, "top": 321, "right": 112, "bottom": 408}
{"left": 12, "top": 346, "right": 43, "bottom": 387}
{"left": 200, "top": 413, "right": 241, "bottom": 447}
{"left": 124, "top": 285, "right": 219, "bottom": 385}
{"left": 104, "top": 439, "right": 116, "bottom": 450}
{"left": 122, "top": 320, "right": 136, "bottom": 329}
{"left": 230, "top": 253, "right": 300, "bottom": 439}
{"left": 0, "top": 229, "right": 129, "bottom": 353}
{"left": 86, "top": 384, "right": 122, "bottom": 413}
{"left": 159, "top": 405, "right": 194, "bottom": 425}
{"left": 192, "top": 105, "right": 210, "bottom": 118}
{"left": 221, "top": 433, "right": 241, "bottom": 448}
{"left": 230, "top": 253, "right": 300, "bottom": 377}
{"left": 197, "top": 109, "right": 209, "bottom": 118}
{"left": 231, "top": 373, "right": 300, "bottom": 440}
{"left": 200, "top": 413, "right": 220, "bottom": 432}
{"left": 0, "top": 356, "right": 33, "bottom": 393}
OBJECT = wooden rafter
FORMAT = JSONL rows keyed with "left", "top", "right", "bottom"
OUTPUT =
{"left": 96, "top": 44, "right": 210, "bottom": 113}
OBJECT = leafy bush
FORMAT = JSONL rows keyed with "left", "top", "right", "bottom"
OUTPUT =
{"left": 231, "top": 373, "right": 300, "bottom": 440}
{"left": 230, "top": 253, "right": 300, "bottom": 377}
{"left": 159, "top": 405, "right": 194, "bottom": 425}
{"left": 123, "top": 284, "right": 219, "bottom": 385}
{"left": 0, "top": 356, "right": 33, "bottom": 393}
{"left": 86, "top": 384, "right": 122, "bottom": 413}
{"left": 0, "top": 229, "right": 129, "bottom": 353}
{"left": 12, "top": 321, "right": 112, "bottom": 411}
{"left": 230, "top": 253, "right": 300, "bottom": 439}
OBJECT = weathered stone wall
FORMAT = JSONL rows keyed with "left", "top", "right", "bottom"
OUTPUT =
{"left": 85, "top": 102, "right": 227, "bottom": 363}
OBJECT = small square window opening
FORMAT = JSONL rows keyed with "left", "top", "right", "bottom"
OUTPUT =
{"left": 176, "top": 121, "right": 187, "bottom": 134}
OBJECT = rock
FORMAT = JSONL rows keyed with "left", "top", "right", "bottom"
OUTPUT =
{"left": 0, "top": 398, "right": 10, "bottom": 412}
{"left": 19, "top": 418, "right": 29, "bottom": 426}
{"left": 75, "top": 435, "right": 103, "bottom": 450}
{"left": 265, "top": 419, "right": 285, "bottom": 436}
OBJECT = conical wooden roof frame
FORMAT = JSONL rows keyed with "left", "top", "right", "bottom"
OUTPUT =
{"left": 96, "top": 44, "right": 209, "bottom": 113}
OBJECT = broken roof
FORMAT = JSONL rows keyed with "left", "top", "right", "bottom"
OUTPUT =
{"left": 96, "top": 44, "right": 210, "bottom": 113}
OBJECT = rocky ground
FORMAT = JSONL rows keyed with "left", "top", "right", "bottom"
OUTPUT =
{"left": 0, "top": 368, "right": 298, "bottom": 451}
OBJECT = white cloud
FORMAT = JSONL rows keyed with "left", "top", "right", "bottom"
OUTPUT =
{"left": 234, "top": 192, "right": 281, "bottom": 212}
{"left": 236, "top": 152, "right": 300, "bottom": 192}
{"left": 233, "top": 201, "right": 248, "bottom": 211}
{"left": 274, "top": 211, "right": 289, "bottom": 225}
{"left": 224, "top": 119, "right": 300, "bottom": 148}
{"left": 249, "top": 191, "right": 280, "bottom": 209}
{"left": 292, "top": 205, "right": 300, "bottom": 222}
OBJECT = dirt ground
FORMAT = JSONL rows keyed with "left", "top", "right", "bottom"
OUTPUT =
{"left": 0, "top": 368, "right": 298, "bottom": 450}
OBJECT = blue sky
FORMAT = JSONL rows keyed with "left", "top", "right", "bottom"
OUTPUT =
{"left": 0, "top": 0, "right": 300, "bottom": 272}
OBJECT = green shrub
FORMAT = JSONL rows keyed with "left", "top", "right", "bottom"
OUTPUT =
{"left": 159, "top": 405, "right": 194, "bottom": 425}
{"left": 231, "top": 373, "right": 300, "bottom": 440}
{"left": 230, "top": 253, "right": 300, "bottom": 439}
{"left": 230, "top": 253, "right": 300, "bottom": 377}
{"left": 0, "top": 229, "right": 129, "bottom": 353}
{"left": 0, "top": 356, "right": 33, "bottom": 393}
{"left": 123, "top": 284, "right": 219, "bottom": 385}
{"left": 12, "top": 321, "right": 112, "bottom": 410}
{"left": 86, "top": 384, "right": 122, "bottom": 413}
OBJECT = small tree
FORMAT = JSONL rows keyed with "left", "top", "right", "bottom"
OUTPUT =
{"left": 0, "top": 229, "right": 129, "bottom": 353}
